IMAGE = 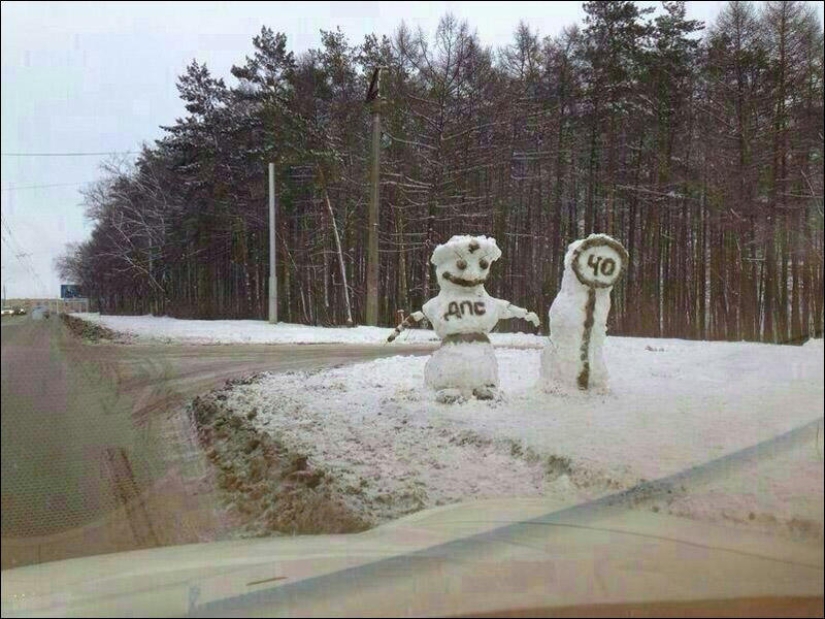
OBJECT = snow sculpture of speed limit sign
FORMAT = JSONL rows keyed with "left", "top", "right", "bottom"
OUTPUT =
{"left": 541, "top": 234, "right": 628, "bottom": 392}
{"left": 388, "top": 235, "right": 540, "bottom": 403}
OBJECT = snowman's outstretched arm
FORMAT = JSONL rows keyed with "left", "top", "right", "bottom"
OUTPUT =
{"left": 499, "top": 302, "right": 541, "bottom": 327}
{"left": 387, "top": 311, "right": 426, "bottom": 342}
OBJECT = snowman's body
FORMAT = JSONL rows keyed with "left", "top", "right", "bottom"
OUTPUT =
{"left": 389, "top": 235, "right": 539, "bottom": 402}
{"left": 541, "top": 267, "right": 612, "bottom": 390}
{"left": 541, "top": 234, "right": 627, "bottom": 392}
{"left": 422, "top": 290, "right": 516, "bottom": 393}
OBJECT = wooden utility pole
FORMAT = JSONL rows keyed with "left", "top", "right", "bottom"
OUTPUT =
{"left": 268, "top": 162, "right": 278, "bottom": 324}
{"left": 365, "top": 67, "right": 387, "bottom": 326}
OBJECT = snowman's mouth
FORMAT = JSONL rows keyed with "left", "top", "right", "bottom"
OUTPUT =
{"left": 442, "top": 272, "right": 487, "bottom": 287}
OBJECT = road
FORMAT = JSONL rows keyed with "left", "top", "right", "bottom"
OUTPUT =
{"left": 0, "top": 314, "right": 432, "bottom": 569}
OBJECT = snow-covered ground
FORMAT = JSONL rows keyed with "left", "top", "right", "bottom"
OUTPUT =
{"left": 71, "top": 312, "right": 822, "bottom": 539}
{"left": 211, "top": 336, "right": 824, "bottom": 540}
{"left": 70, "top": 313, "right": 540, "bottom": 347}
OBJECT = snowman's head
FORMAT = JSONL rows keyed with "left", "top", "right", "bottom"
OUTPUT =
{"left": 431, "top": 235, "right": 502, "bottom": 292}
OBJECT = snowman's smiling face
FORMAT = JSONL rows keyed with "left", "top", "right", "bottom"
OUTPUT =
{"left": 433, "top": 237, "right": 499, "bottom": 293}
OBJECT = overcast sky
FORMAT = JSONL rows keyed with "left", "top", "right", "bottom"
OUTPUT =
{"left": 2, "top": 1, "right": 822, "bottom": 300}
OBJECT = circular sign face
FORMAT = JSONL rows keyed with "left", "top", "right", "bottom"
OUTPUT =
{"left": 571, "top": 236, "right": 628, "bottom": 288}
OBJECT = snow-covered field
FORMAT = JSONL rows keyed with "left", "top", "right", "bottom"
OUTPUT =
{"left": 210, "top": 336, "right": 824, "bottom": 540}
{"left": 70, "top": 313, "right": 540, "bottom": 347}
{"left": 69, "top": 313, "right": 823, "bottom": 539}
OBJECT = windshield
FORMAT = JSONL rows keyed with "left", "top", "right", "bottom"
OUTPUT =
{"left": 2, "top": 1, "right": 823, "bottom": 617}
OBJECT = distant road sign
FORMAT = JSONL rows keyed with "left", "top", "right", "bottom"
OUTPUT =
{"left": 60, "top": 284, "right": 84, "bottom": 299}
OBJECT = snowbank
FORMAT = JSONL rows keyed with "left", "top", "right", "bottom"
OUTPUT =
{"left": 70, "top": 313, "right": 543, "bottom": 347}
{"left": 209, "top": 336, "right": 824, "bottom": 540}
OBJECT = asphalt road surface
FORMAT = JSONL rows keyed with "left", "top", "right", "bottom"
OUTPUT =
{"left": 1, "top": 314, "right": 432, "bottom": 568}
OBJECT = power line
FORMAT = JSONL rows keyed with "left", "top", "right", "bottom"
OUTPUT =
{"left": 1, "top": 214, "right": 48, "bottom": 295}
{"left": 1, "top": 151, "right": 137, "bottom": 157}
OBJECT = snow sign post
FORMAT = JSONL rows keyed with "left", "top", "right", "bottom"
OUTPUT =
{"left": 570, "top": 237, "right": 627, "bottom": 291}
{"left": 387, "top": 235, "right": 540, "bottom": 404}
{"left": 541, "top": 234, "right": 628, "bottom": 392}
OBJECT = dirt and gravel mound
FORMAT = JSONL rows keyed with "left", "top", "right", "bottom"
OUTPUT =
{"left": 190, "top": 377, "right": 370, "bottom": 538}
{"left": 60, "top": 313, "right": 123, "bottom": 342}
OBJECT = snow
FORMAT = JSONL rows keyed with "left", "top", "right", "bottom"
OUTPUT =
{"left": 542, "top": 234, "right": 626, "bottom": 391}
{"left": 70, "top": 313, "right": 543, "bottom": 348}
{"left": 417, "top": 234, "right": 541, "bottom": 396}
{"left": 430, "top": 234, "right": 501, "bottom": 267}
{"left": 217, "top": 336, "right": 823, "bottom": 540}
{"left": 424, "top": 339, "right": 499, "bottom": 396}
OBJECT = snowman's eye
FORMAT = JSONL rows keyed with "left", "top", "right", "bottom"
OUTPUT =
{"left": 456, "top": 259, "right": 467, "bottom": 270}
{"left": 479, "top": 259, "right": 489, "bottom": 269}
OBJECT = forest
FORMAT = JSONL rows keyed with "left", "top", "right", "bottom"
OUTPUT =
{"left": 56, "top": 1, "right": 824, "bottom": 343}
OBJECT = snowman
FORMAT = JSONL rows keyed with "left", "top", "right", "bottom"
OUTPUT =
{"left": 388, "top": 235, "right": 540, "bottom": 403}
{"left": 540, "top": 234, "right": 628, "bottom": 392}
